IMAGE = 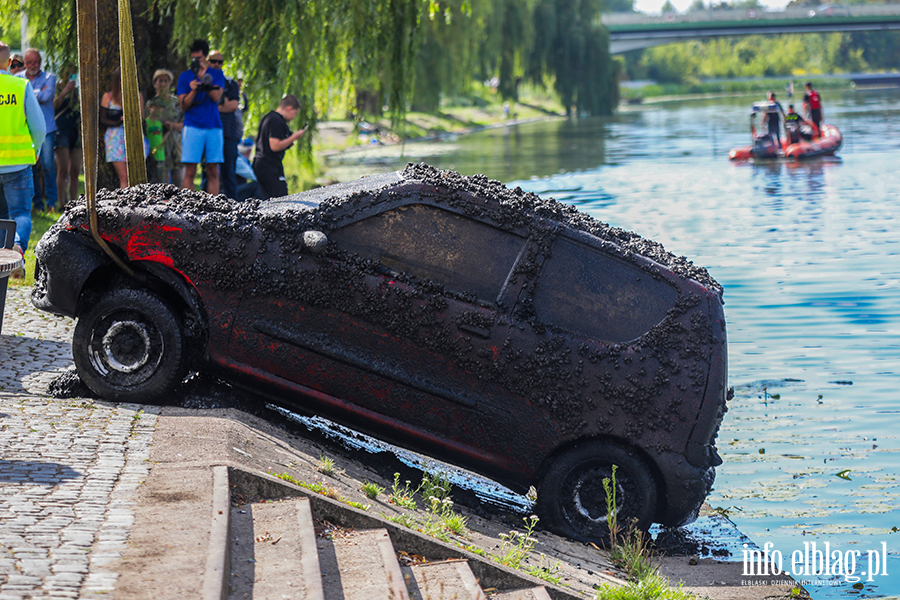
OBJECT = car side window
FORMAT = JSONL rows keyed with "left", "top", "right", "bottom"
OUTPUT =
{"left": 533, "top": 237, "right": 678, "bottom": 342}
{"left": 330, "top": 204, "right": 524, "bottom": 302}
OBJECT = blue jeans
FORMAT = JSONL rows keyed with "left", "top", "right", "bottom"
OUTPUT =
{"left": 0, "top": 166, "right": 34, "bottom": 251}
{"left": 33, "top": 131, "right": 58, "bottom": 210}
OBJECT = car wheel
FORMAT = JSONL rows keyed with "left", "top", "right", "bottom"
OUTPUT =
{"left": 73, "top": 286, "right": 186, "bottom": 403}
{"left": 535, "top": 442, "right": 658, "bottom": 544}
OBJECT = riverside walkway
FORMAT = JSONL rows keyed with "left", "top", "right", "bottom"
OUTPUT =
{"left": 0, "top": 287, "right": 158, "bottom": 598}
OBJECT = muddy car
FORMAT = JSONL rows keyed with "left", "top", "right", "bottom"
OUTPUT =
{"left": 32, "top": 164, "right": 727, "bottom": 542}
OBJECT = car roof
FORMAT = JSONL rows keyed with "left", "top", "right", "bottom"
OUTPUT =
{"left": 253, "top": 164, "right": 722, "bottom": 299}
{"left": 77, "top": 164, "right": 722, "bottom": 299}
{"left": 263, "top": 171, "right": 405, "bottom": 213}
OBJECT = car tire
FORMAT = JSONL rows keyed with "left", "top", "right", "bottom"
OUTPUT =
{"left": 73, "top": 286, "right": 186, "bottom": 403}
{"left": 535, "top": 442, "right": 658, "bottom": 544}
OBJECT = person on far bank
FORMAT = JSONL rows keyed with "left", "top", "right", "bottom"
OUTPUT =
{"left": 253, "top": 95, "right": 306, "bottom": 199}
{"left": 803, "top": 82, "right": 823, "bottom": 137}
{"left": 177, "top": 39, "right": 224, "bottom": 195}
{"left": 18, "top": 48, "right": 57, "bottom": 212}
{"left": 0, "top": 41, "right": 47, "bottom": 276}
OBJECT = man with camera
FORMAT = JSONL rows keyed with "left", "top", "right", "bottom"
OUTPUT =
{"left": 176, "top": 39, "right": 225, "bottom": 195}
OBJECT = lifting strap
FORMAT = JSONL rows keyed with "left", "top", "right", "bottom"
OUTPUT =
{"left": 76, "top": 0, "right": 135, "bottom": 277}
{"left": 118, "top": 0, "right": 147, "bottom": 185}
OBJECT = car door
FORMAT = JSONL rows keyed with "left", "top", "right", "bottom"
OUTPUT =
{"left": 500, "top": 232, "right": 685, "bottom": 448}
{"left": 227, "top": 201, "right": 529, "bottom": 474}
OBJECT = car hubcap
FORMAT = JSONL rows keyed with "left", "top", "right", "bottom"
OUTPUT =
{"left": 101, "top": 320, "right": 152, "bottom": 373}
{"left": 568, "top": 467, "right": 620, "bottom": 525}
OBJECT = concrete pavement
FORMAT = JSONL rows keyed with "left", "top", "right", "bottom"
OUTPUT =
{"left": 1, "top": 287, "right": 158, "bottom": 599}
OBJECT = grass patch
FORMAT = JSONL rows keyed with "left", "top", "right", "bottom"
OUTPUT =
{"left": 270, "top": 471, "right": 368, "bottom": 511}
{"left": 620, "top": 77, "right": 852, "bottom": 101}
{"left": 360, "top": 481, "right": 384, "bottom": 500}
{"left": 9, "top": 210, "right": 59, "bottom": 288}
{"left": 316, "top": 454, "right": 342, "bottom": 477}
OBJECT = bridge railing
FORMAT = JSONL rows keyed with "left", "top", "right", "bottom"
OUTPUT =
{"left": 601, "top": 3, "right": 900, "bottom": 26}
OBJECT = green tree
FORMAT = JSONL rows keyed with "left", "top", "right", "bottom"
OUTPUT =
{"left": 2, "top": 0, "right": 423, "bottom": 138}
{"left": 528, "top": 0, "right": 619, "bottom": 116}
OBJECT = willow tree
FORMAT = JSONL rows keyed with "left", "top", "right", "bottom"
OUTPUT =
{"left": 528, "top": 0, "right": 619, "bottom": 116}
{"left": 3, "top": 0, "right": 422, "bottom": 185}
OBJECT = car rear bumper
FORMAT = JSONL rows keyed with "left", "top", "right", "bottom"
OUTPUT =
{"left": 656, "top": 450, "right": 716, "bottom": 527}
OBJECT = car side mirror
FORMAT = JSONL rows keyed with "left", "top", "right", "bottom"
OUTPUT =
{"left": 303, "top": 230, "right": 328, "bottom": 255}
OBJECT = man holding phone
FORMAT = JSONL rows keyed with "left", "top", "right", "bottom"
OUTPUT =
{"left": 252, "top": 95, "right": 306, "bottom": 199}
{"left": 176, "top": 39, "right": 224, "bottom": 194}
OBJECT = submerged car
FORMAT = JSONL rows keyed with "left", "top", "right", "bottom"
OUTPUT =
{"left": 32, "top": 164, "right": 728, "bottom": 542}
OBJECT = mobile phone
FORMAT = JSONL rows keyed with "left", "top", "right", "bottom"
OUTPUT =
{"left": 69, "top": 74, "right": 78, "bottom": 82}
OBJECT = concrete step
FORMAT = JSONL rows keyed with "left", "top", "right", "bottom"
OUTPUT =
{"left": 228, "top": 496, "right": 324, "bottom": 600}
{"left": 219, "top": 467, "right": 573, "bottom": 600}
{"left": 318, "top": 527, "right": 409, "bottom": 600}
{"left": 490, "top": 587, "right": 554, "bottom": 600}
{"left": 407, "top": 559, "right": 487, "bottom": 600}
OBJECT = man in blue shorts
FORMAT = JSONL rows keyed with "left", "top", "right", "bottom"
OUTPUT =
{"left": 177, "top": 39, "right": 224, "bottom": 195}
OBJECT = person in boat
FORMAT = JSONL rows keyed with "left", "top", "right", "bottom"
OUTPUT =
{"left": 764, "top": 91, "right": 786, "bottom": 147}
{"left": 783, "top": 104, "right": 808, "bottom": 145}
{"left": 803, "top": 82, "right": 823, "bottom": 136}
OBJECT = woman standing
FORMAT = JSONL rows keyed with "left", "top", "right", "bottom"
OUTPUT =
{"left": 146, "top": 69, "right": 184, "bottom": 185}
{"left": 100, "top": 67, "right": 144, "bottom": 188}
{"left": 54, "top": 70, "right": 81, "bottom": 207}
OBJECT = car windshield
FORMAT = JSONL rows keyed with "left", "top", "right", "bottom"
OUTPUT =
{"left": 262, "top": 171, "right": 405, "bottom": 213}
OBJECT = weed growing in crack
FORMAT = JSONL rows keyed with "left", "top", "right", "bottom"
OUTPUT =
{"left": 386, "top": 513, "right": 416, "bottom": 528}
{"left": 269, "top": 472, "right": 367, "bottom": 510}
{"left": 593, "top": 467, "right": 691, "bottom": 600}
{"left": 526, "top": 554, "right": 564, "bottom": 586}
{"left": 389, "top": 472, "right": 419, "bottom": 509}
{"left": 361, "top": 481, "right": 384, "bottom": 499}
{"left": 494, "top": 515, "right": 539, "bottom": 569}
{"left": 316, "top": 455, "right": 342, "bottom": 477}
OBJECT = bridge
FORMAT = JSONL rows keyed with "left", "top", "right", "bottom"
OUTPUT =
{"left": 602, "top": 4, "right": 900, "bottom": 53}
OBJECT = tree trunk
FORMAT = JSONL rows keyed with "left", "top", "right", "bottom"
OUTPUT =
{"left": 95, "top": 0, "right": 170, "bottom": 190}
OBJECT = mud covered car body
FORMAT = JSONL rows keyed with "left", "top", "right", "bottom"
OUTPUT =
{"left": 33, "top": 164, "right": 727, "bottom": 540}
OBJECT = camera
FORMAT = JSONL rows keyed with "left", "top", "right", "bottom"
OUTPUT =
{"left": 197, "top": 72, "right": 215, "bottom": 92}
{"left": 190, "top": 56, "right": 201, "bottom": 75}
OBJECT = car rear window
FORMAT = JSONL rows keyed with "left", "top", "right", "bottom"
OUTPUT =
{"left": 330, "top": 204, "right": 524, "bottom": 302}
{"left": 533, "top": 237, "right": 678, "bottom": 342}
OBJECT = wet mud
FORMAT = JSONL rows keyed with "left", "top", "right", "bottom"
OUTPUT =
{"left": 47, "top": 368, "right": 97, "bottom": 399}
{"left": 47, "top": 164, "right": 725, "bottom": 525}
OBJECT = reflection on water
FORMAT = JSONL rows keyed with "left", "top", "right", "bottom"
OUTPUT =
{"left": 330, "top": 89, "right": 900, "bottom": 598}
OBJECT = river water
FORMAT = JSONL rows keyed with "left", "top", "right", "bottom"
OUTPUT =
{"left": 326, "top": 89, "right": 900, "bottom": 598}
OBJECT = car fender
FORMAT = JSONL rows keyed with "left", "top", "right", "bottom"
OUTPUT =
{"left": 32, "top": 227, "right": 111, "bottom": 318}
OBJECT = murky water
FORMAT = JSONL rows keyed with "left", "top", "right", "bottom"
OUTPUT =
{"left": 329, "top": 89, "right": 900, "bottom": 598}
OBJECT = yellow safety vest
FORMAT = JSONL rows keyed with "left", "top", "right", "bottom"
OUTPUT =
{"left": 0, "top": 74, "right": 36, "bottom": 166}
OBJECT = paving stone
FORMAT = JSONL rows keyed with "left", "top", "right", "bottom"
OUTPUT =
{"left": 1, "top": 288, "right": 159, "bottom": 600}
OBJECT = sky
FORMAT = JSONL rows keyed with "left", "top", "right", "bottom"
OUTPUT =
{"left": 632, "top": 0, "right": 789, "bottom": 15}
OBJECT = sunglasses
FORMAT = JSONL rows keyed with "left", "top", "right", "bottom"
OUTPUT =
{"left": 10, "top": 61, "right": 23, "bottom": 69}
{"left": 208, "top": 59, "right": 224, "bottom": 65}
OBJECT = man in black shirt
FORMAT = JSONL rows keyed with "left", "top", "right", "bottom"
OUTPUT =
{"left": 209, "top": 49, "right": 241, "bottom": 199}
{"left": 252, "top": 95, "right": 306, "bottom": 199}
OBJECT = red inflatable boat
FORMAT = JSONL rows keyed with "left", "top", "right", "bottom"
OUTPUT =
{"left": 729, "top": 102, "right": 842, "bottom": 161}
